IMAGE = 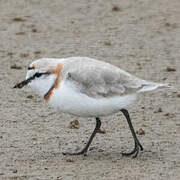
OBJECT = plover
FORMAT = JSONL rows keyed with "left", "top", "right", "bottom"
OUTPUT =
{"left": 14, "top": 57, "right": 169, "bottom": 158}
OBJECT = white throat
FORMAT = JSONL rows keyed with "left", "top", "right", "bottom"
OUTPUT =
{"left": 26, "top": 71, "right": 56, "bottom": 97}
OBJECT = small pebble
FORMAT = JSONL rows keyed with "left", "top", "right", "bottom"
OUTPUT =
{"left": 164, "top": 113, "right": 170, "bottom": 116}
{"left": 154, "top": 107, "right": 163, "bottom": 113}
{"left": 112, "top": 6, "right": 121, "bottom": 12}
{"left": 32, "top": 137, "right": 37, "bottom": 141}
{"left": 34, "top": 51, "right": 41, "bottom": 56}
{"left": 27, "top": 95, "right": 33, "bottom": 99}
{"left": 165, "top": 22, "right": 171, "bottom": 27}
{"left": 34, "top": 51, "right": 41, "bottom": 54}
{"left": 12, "top": 17, "right": 25, "bottom": 22}
{"left": 66, "top": 159, "right": 74, "bottom": 162}
{"left": 164, "top": 22, "right": 177, "bottom": 28}
{"left": 12, "top": 169, "right": 17, "bottom": 173}
{"left": 7, "top": 52, "right": 14, "bottom": 56}
{"left": 15, "top": 32, "right": 26, "bottom": 35}
{"left": 162, "top": 77, "right": 167, "bottom": 81}
{"left": 165, "top": 67, "right": 176, "bottom": 72}
{"left": 104, "top": 42, "right": 112, "bottom": 46}
{"left": 68, "top": 120, "right": 79, "bottom": 129}
{"left": 98, "top": 149, "right": 104, "bottom": 152}
{"left": 136, "top": 128, "right": 145, "bottom": 135}
{"left": 10, "top": 64, "right": 22, "bottom": 70}
{"left": 20, "top": 53, "right": 29, "bottom": 58}
{"left": 32, "top": 28, "right": 37, "bottom": 33}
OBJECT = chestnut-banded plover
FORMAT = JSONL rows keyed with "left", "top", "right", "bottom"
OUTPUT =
{"left": 14, "top": 57, "right": 169, "bottom": 158}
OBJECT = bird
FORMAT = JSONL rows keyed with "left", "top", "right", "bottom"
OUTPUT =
{"left": 14, "top": 57, "right": 169, "bottom": 158}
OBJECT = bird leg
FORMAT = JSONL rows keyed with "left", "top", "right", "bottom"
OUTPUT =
{"left": 62, "top": 117, "right": 101, "bottom": 156}
{"left": 120, "top": 109, "right": 143, "bottom": 158}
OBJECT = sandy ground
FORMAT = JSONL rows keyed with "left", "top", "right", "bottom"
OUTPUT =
{"left": 0, "top": 0, "right": 180, "bottom": 179}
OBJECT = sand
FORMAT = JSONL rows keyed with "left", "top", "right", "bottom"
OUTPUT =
{"left": 0, "top": 0, "right": 180, "bottom": 179}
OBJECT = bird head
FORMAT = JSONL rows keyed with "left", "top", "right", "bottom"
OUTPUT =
{"left": 14, "top": 58, "right": 62, "bottom": 97}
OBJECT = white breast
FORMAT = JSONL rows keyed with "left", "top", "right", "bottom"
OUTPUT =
{"left": 48, "top": 81, "right": 137, "bottom": 117}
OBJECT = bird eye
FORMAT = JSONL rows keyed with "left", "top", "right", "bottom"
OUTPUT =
{"left": 34, "top": 72, "right": 43, "bottom": 77}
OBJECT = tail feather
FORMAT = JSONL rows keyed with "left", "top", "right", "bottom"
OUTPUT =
{"left": 138, "top": 83, "right": 170, "bottom": 93}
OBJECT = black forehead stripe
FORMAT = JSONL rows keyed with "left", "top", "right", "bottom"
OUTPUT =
{"left": 28, "top": 66, "right": 35, "bottom": 70}
{"left": 30, "top": 72, "right": 50, "bottom": 80}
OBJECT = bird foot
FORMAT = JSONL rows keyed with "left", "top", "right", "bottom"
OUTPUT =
{"left": 122, "top": 141, "right": 143, "bottom": 158}
{"left": 62, "top": 149, "right": 87, "bottom": 156}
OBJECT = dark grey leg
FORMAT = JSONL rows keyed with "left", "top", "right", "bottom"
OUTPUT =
{"left": 120, "top": 109, "right": 143, "bottom": 158}
{"left": 62, "top": 117, "right": 101, "bottom": 156}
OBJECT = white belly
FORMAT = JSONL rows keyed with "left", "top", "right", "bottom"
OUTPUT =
{"left": 48, "top": 81, "right": 137, "bottom": 117}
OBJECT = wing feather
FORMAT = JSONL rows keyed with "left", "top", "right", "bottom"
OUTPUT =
{"left": 62, "top": 57, "right": 147, "bottom": 98}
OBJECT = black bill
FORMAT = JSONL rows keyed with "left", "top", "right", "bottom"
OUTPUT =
{"left": 13, "top": 72, "right": 49, "bottom": 89}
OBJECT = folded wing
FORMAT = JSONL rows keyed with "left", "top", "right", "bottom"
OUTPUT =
{"left": 62, "top": 57, "right": 168, "bottom": 98}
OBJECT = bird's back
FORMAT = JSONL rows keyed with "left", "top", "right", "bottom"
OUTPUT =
{"left": 60, "top": 57, "right": 165, "bottom": 98}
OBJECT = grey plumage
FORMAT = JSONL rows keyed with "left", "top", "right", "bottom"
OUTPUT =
{"left": 61, "top": 57, "right": 155, "bottom": 98}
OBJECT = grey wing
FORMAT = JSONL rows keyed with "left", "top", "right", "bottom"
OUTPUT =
{"left": 62, "top": 58, "right": 147, "bottom": 98}
{"left": 67, "top": 68, "right": 126, "bottom": 98}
